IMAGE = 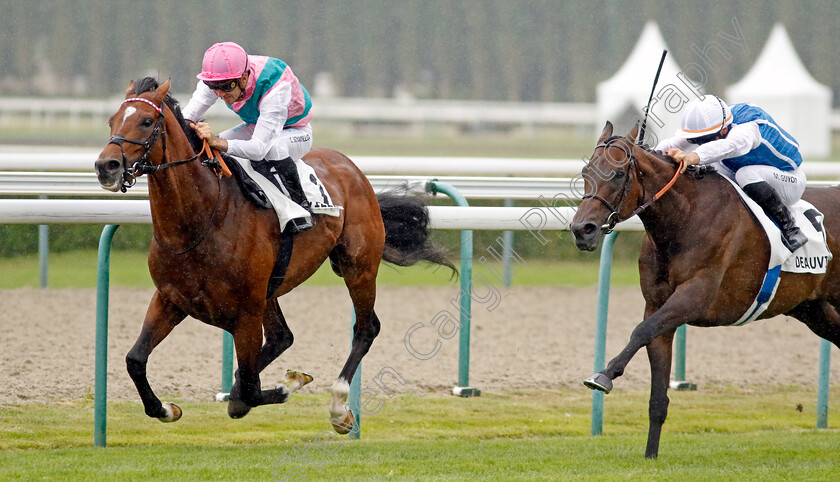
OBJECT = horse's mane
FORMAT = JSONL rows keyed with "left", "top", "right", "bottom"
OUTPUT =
{"left": 133, "top": 77, "right": 204, "bottom": 153}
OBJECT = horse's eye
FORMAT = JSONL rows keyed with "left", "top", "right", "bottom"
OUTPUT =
{"left": 613, "top": 170, "right": 626, "bottom": 180}
{"left": 141, "top": 117, "right": 154, "bottom": 128}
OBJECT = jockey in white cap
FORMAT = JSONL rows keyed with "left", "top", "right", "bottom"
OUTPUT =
{"left": 656, "top": 95, "right": 808, "bottom": 252}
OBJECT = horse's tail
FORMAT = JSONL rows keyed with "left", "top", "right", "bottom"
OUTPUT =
{"left": 377, "top": 190, "right": 458, "bottom": 277}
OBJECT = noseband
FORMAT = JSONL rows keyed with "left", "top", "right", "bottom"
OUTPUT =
{"left": 107, "top": 97, "right": 223, "bottom": 192}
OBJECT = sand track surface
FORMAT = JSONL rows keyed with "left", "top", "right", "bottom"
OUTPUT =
{"left": 1, "top": 285, "right": 838, "bottom": 404}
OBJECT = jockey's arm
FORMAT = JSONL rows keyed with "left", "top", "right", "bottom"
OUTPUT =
{"left": 693, "top": 122, "right": 760, "bottom": 165}
{"left": 225, "top": 83, "right": 291, "bottom": 160}
{"left": 654, "top": 136, "right": 690, "bottom": 155}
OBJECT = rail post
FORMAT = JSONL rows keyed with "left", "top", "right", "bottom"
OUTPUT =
{"left": 427, "top": 181, "right": 480, "bottom": 397}
{"left": 94, "top": 224, "right": 119, "bottom": 447}
{"left": 591, "top": 231, "right": 618, "bottom": 436}
{"left": 817, "top": 338, "right": 831, "bottom": 428}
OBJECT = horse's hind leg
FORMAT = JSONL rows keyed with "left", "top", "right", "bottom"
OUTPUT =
{"left": 788, "top": 300, "right": 840, "bottom": 348}
{"left": 328, "top": 248, "right": 382, "bottom": 434}
{"left": 126, "top": 291, "right": 187, "bottom": 422}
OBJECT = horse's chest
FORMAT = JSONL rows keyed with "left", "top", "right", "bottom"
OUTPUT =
{"left": 150, "top": 257, "right": 249, "bottom": 324}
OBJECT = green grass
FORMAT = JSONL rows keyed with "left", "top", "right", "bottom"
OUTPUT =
{"left": 2, "top": 388, "right": 839, "bottom": 480}
{"left": 0, "top": 249, "right": 641, "bottom": 290}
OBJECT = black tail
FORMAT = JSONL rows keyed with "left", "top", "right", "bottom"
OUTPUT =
{"left": 377, "top": 190, "right": 457, "bottom": 276}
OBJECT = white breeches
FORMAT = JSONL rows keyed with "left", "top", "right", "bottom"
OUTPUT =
{"left": 716, "top": 162, "right": 806, "bottom": 206}
{"left": 220, "top": 124, "right": 313, "bottom": 161}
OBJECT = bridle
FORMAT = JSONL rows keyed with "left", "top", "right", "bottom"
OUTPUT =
{"left": 107, "top": 96, "right": 228, "bottom": 254}
{"left": 582, "top": 137, "right": 683, "bottom": 232}
{"left": 107, "top": 97, "right": 226, "bottom": 193}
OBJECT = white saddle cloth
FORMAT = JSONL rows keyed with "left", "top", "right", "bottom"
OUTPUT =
{"left": 233, "top": 156, "right": 342, "bottom": 232}
{"left": 723, "top": 176, "right": 832, "bottom": 325}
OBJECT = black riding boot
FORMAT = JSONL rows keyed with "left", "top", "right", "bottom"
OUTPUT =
{"left": 742, "top": 181, "right": 807, "bottom": 252}
{"left": 252, "top": 157, "right": 313, "bottom": 234}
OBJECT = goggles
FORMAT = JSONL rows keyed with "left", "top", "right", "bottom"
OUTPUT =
{"left": 203, "top": 79, "right": 239, "bottom": 92}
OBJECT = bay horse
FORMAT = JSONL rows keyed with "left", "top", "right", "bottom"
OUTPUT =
{"left": 571, "top": 121, "right": 840, "bottom": 458}
{"left": 94, "top": 78, "right": 454, "bottom": 433}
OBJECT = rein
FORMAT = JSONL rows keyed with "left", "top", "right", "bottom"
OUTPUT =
{"left": 582, "top": 140, "right": 684, "bottom": 232}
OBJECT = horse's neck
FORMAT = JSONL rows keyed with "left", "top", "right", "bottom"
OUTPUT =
{"left": 147, "top": 119, "right": 228, "bottom": 248}
{"left": 634, "top": 154, "right": 701, "bottom": 243}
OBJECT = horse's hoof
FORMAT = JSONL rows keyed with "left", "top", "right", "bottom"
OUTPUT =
{"left": 583, "top": 373, "right": 613, "bottom": 394}
{"left": 331, "top": 408, "right": 355, "bottom": 435}
{"left": 158, "top": 402, "right": 182, "bottom": 423}
{"left": 279, "top": 369, "right": 314, "bottom": 394}
{"left": 227, "top": 399, "right": 252, "bottom": 419}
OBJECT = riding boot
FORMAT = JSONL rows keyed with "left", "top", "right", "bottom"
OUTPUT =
{"left": 741, "top": 181, "right": 807, "bottom": 252}
{"left": 252, "top": 157, "right": 313, "bottom": 234}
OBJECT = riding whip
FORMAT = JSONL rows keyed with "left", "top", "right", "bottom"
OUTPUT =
{"left": 637, "top": 49, "right": 667, "bottom": 146}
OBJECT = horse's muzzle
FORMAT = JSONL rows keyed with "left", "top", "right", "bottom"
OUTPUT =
{"left": 95, "top": 157, "right": 124, "bottom": 192}
{"left": 571, "top": 221, "right": 604, "bottom": 251}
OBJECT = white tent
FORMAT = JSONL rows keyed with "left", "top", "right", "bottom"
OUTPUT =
{"left": 726, "top": 24, "right": 832, "bottom": 158}
{"left": 597, "top": 21, "right": 694, "bottom": 147}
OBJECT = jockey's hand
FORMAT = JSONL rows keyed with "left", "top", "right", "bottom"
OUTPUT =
{"left": 190, "top": 122, "right": 229, "bottom": 152}
{"left": 667, "top": 148, "right": 700, "bottom": 173}
{"left": 190, "top": 122, "right": 213, "bottom": 141}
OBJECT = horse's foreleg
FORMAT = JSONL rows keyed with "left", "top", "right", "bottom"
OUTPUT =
{"left": 644, "top": 330, "right": 675, "bottom": 459}
{"left": 227, "top": 314, "right": 265, "bottom": 419}
{"left": 126, "top": 292, "right": 186, "bottom": 422}
{"left": 585, "top": 287, "right": 698, "bottom": 393}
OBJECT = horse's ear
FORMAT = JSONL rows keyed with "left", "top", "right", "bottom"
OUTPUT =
{"left": 597, "top": 121, "right": 614, "bottom": 144}
{"left": 153, "top": 79, "right": 171, "bottom": 104}
{"left": 125, "top": 80, "right": 135, "bottom": 98}
{"left": 628, "top": 121, "right": 640, "bottom": 143}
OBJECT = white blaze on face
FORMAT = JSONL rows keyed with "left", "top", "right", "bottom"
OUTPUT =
{"left": 121, "top": 106, "right": 136, "bottom": 127}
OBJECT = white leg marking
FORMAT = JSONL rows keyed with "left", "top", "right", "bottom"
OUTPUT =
{"left": 329, "top": 378, "right": 353, "bottom": 434}
{"left": 330, "top": 379, "right": 350, "bottom": 418}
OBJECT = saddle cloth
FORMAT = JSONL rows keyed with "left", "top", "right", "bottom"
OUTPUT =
{"left": 232, "top": 156, "right": 342, "bottom": 232}
{"left": 722, "top": 176, "right": 833, "bottom": 325}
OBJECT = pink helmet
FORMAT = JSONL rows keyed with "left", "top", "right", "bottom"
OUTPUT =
{"left": 196, "top": 42, "right": 249, "bottom": 81}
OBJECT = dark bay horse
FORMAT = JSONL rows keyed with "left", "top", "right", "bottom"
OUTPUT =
{"left": 571, "top": 121, "right": 840, "bottom": 458}
{"left": 95, "top": 78, "right": 453, "bottom": 433}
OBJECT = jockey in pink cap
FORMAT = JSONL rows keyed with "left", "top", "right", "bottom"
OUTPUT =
{"left": 182, "top": 42, "right": 315, "bottom": 234}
